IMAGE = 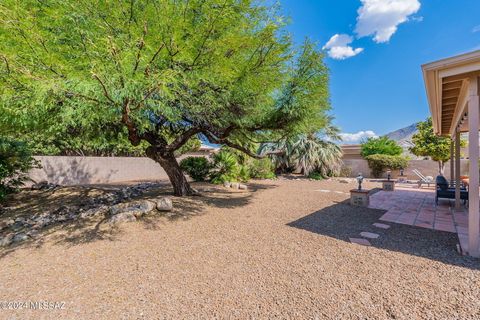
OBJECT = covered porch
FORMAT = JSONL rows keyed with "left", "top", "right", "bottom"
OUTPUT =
{"left": 422, "top": 50, "right": 480, "bottom": 257}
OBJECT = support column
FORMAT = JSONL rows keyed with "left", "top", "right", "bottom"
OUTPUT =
{"left": 450, "top": 138, "right": 454, "bottom": 183}
{"left": 468, "top": 75, "right": 480, "bottom": 257}
{"left": 455, "top": 129, "right": 461, "bottom": 210}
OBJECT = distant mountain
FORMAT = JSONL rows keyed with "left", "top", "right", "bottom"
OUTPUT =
{"left": 384, "top": 123, "right": 419, "bottom": 148}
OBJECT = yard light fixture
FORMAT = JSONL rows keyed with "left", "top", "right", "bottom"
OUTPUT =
{"left": 356, "top": 173, "right": 364, "bottom": 191}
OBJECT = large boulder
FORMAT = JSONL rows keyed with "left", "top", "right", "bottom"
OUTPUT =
{"left": 109, "top": 200, "right": 156, "bottom": 218}
{"left": 155, "top": 197, "right": 173, "bottom": 212}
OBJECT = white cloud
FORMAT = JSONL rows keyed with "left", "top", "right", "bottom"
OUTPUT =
{"left": 355, "top": 0, "right": 421, "bottom": 43}
{"left": 339, "top": 130, "right": 378, "bottom": 143}
{"left": 322, "top": 34, "right": 364, "bottom": 60}
{"left": 473, "top": 25, "right": 480, "bottom": 33}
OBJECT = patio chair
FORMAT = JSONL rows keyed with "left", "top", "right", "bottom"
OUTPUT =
{"left": 435, "top": 175, "right": 468, "bottom": 205}
{"left": 412, "top": 169, "right": 434, "bottom": 188}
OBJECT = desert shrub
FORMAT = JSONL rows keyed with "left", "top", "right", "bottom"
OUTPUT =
{"left": 210, "top": 151, "right": 240, "bottom": 184}
{"left": 365, "top": 154, "right": 408, "bottom": 178}
{"left": 0, "top": 138, "right": 40, "bottom": 201}
{"left": 248, "top": 158, "right": 276, "bottom": 179}
{"left": 308, "top": 171, "right": 323, "bottom": 180}
{"left": 339, "top": 164, "right": 352, "bottom": 177}
{"left": 179, "top": 157, "right": 211, "bottom": 181}
{"left": 361, "top": 136, "right": 403, "bottom": 158}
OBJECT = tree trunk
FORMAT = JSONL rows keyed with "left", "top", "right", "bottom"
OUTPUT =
{"left": 146, "top": 147, "right": 195, "bottom": 196}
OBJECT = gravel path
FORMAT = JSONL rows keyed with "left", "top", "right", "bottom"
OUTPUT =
{"left": 0, "top": 178, "right": 479, "bottom": 319}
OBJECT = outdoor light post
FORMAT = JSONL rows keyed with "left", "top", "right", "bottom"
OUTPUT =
{"left": 356, "top": 173, "right": 364, "bottom": 191}
{"left": 382, "top": 170, "right": 396, "bottom": 191}
{"left": 351, "top": 172, "right": 369, "bottom": 207}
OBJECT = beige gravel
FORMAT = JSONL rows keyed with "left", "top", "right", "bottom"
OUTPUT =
{"left": 0, "top": 178, "right": 479, "bottom": 319}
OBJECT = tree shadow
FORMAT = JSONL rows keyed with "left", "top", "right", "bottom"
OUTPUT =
{"left": 287, "top": 199, "right": 479, "bottom": 270}
{"left": 0, "top": 181, "right": 277, "bottom": 257}
{"left": 33, "top": 158, "right": 118, "bottom": 185}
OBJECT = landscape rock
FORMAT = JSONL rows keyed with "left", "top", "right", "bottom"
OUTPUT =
{"left": 108, "top": 212, "right": 137, "bottom": 225}
{"left": 239, "top": 184, "right": 248, "bottom": 190}
{"left": 230, "top": 183, "right": 240, "bottom": 190}
{"left": 27, "top": 230, "right": 40, "bottom": 239}
{"left": 31, "top": 181, "right": 60, "bottom": 191}
{"left": 80, "top": 205, "right": 109, "bottom": 219}
{"left": 110, "top": 200, "right": 156, "bottom": 218}
{"left": 12, "top": 233, "right": 29, "bottom": 243}
{"left": 0, "top": 233, "right": 14, "bottom": 247}
{"left": 223, "top": 181, "right": 231, "bottom": 188}
{"left": 155, "top": 197, "right": 173, "bottom": 212}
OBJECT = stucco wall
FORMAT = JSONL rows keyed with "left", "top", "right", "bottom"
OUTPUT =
{"left": 343, "top": 159, "right": 469, "bottom": 179}
{"left": 29, "top": 155, "right": 468, "bottom": 185}
{"left": 29, "top": 153, "right": 210, "bottom": 185}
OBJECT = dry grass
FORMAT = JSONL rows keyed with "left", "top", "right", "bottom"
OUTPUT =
{"left": 0, "top": 178, "right": 478, "bottom": 319}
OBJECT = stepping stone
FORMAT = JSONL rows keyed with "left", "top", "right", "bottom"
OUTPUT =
{"left": 360, "top": 231, "right": 380, "bottom": 239}
{"left": 349, "top": 237, "right": 371, "bottom": 246}
{"left": 373, "top": 223, "right": 390, "bottom": 229}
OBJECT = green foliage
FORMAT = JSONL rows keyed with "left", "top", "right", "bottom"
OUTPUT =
{"left": 409, "top": 118, "right": 465, "bottom": 172}
{"left": 365, "top": 154, "right": 409, "bottom": 178}
{"left": 210, "top": 151, "right": 240, "bottom": 184}
{"left": 248, "top": 158, "right": 276, "bottom": 179}
{"left": 361, "top": 137, "right": 403, "bottom": 157}
{"left": 308, "top": 171, "right": 323, "bottom": 180}
{"left": 0, "top": 138, "right": 40, "bottom": 201}
{"left": 0, "top": 0, "right": 331, "bottom": 158}
{"left": 179, "top": 156, "right": 211, "bottom": 182}
{"left": 209, "top": 147, "right": 275, "bottom": 183}
{"left": 260, "top": 133, "right": 343, "bottom": 177}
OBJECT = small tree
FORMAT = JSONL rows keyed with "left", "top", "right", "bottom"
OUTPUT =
{"left": 360, "top": 136, "right": 403, "bottom": 158}
{"left": 410, "top": 118, "right": 460, "bottom": 174}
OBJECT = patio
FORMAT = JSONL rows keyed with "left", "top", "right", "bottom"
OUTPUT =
{"left": 369, "top": 185, "right": 473, "bottom": 254}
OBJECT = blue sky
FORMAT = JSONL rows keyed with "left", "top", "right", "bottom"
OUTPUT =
{"left": 280, "top": 0, "right": 480, "bottom": 143}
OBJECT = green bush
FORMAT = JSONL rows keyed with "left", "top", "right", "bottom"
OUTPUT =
{"left": 361, "top": 136, "right": 403, "bottom": 158}
{"left": 248, "top": 158, "right": 276, "bottom": 179}
{"left": 308, "top": 171, "right": 323, "bottom": 180}
{"left": 210, "top": 151, "right": 240, "bottom": 184}
{"left": 179, "top": 156, "right": 211, "bottom": 181}
{"left": 209, "top": 148, "right": 276, "bottom": 184}
{"left": 0, "top": 138, "right": 41, "bottom": 201}
{"left": 365, "top": 154, "right": 408, "bottom": 178}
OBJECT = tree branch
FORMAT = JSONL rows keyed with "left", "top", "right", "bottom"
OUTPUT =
{"left": 144, "top": 43, "right": 165, "bottom": 76}
{"left": 166, "top": 127, "right": 202, "bottom": 152}
{"left": 132, "top": 22, "right": 148, "bottom": 75}
{"left": 92, "top": 74, "right": 115, "bottom": 104}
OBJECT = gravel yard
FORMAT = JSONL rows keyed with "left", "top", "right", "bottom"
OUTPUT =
{"left": 0, "top": 178, "right": 479, "bottom": 319}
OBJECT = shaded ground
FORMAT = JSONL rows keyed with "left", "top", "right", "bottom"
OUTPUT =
{"left": 0, "top": 178, "right": 479, "bottom": 319}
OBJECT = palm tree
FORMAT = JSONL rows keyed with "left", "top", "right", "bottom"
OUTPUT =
{"left": 259, "top": 127, "right": 343, "bottom": 177}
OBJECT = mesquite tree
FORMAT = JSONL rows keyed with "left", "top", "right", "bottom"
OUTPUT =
{"left": 0, "top": 0, "right": 331, "bottom": 196}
